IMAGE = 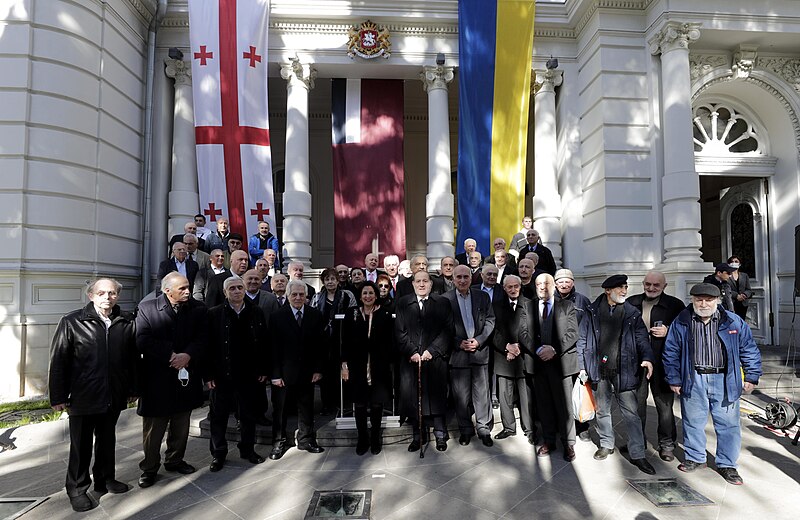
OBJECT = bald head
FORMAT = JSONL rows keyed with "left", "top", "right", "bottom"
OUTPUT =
{"left": 643, "top": 270, "right": 667, "bottom": 300}
{"left": 230, "top": 250, "right": 250, "bottom": 275}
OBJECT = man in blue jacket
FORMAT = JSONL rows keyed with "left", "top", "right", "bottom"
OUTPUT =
{"left": 577, "top": 274, "right": 656, "bottom": 475}
{"left": 663, "top": 282, "right": 762, "bottom": 485}
{"left": 248, "top": 220, "right": 280, "bottom": 267}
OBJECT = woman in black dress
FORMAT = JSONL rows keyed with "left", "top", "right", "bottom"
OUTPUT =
{"left": 341, "top": 281, "right": 394, "bottom": 455}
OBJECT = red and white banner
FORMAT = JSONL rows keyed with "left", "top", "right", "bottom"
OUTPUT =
{"left": 188, "top": 0, "right": 276, "bottom": 239}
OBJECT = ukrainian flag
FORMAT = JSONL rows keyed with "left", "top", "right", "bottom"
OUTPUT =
{"left": 457, "top": 0, "right": 535, "bottom": 255}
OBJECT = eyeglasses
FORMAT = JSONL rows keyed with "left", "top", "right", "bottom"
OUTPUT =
{"left": 378, "top": 284, "right": 390, "bottom": 288}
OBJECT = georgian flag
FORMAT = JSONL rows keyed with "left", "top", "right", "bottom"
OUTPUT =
{"left": 188, "top": 0, "right": 276, "bottom": 239}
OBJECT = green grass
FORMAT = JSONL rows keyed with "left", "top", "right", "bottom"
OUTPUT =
{"left": 0, "top": 399, "right": 61, "bottom": 429}
{"left": 0, "top": 398, "right": 51, "bottom": 414}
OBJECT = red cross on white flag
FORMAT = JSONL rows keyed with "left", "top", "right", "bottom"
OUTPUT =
{"left": 188, "top": 0, "right": 277, "bottom": 240}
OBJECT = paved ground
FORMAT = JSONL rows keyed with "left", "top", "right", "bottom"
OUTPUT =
{"left": 1, "top": 388, "right": 799, "bottom": 520}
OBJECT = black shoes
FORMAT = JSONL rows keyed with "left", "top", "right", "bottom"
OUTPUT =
{"left": 678, "top": 460, "right": 707, "bottom": 472}
{"left": 593, "top": 447, "right": 615, "bottom": 460}
{"left": 494, "top": 429, "right": 516, "bottom": 440}
{"left": 408, "top": 440, "right": 421, "bottom": 452}
{"left": 210, "top": 457, "right": 225, "bottom": 472}
{"left": 479, "top": 434, "right": 493, "bottom": 447}
{"left": 527, "top": 433, "right": 539, "bottom": 446}
{"left": 659, "top": 449, "right": 675, "bottom": 462}
{"left": 718, "top": 467, "right": 743, "bottom": 485}
{"left": 94, "top": 479, "right": 129, "bottom": 494}
{"left": 537, "top": 444, "right": 553, "bottom": 457}
{"left": 458, "top": 434, "right": 472, "bottom": 446}
{"left": 578, "top": 430, "right": 591, "bottom": 442}
{"left": 435, "top": 438, "right": 447, "bottom": 451}
{"left": 269, "top": 445, "right": 285, "bottom": 460}
{"left": 241, "top": 452, "right": 265, "bottom": 464}
{"left": 563, "top": 445, "right": 576, "bottom": 462}
{"left": 356, "top": 434, "right": 370, "bottom": 456}
{"left": 631, "top": 458, "right": 656, "bottom": 475}
{"left": 164, "top": 461, "right": 196, "bottom": 474}
{"left": 370, "top": 430, "right": 382, "bottom": 454}
{"left": 138, "top": 472, "right": 157, "bottom": 488}
{"left": 297, "top": 442, "right": 324, "bottom": 454}
{"left": 69, "top": 493, "right": 96, "bottom": 512}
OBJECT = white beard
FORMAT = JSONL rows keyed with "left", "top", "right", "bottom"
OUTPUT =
{"left": 610, "top": 294, "right": 626, "bottom": 305}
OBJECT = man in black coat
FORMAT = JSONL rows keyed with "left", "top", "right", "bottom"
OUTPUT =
{"left": 627, "top": 270, "right": 686, "bottom": 462}
{"left": 49, "top": 278, "right": 137, "bottom": 512}
{"left": 192, "top": 249, "right": 228, "bottom": 302}
{"left": 135, "top": 272, "right": 207, "bottom": 488}
{"left": 395, "top": 255, "right": 446, "bottom": 299}
{"left": 244, "top": 268, "right": 280, "bottom": 422}
{"left": 395, "top": 270, "right": 454, "bottom": 452}
{"left": 206, "top": 276, "right": 270, "bottom": 471}
{"left": 518, "top": 229, "right": 557, "bottom": 276}
{"left": 269, "top": 280, "right": 326, "bottom": 460}
{"left": 492, "top": 275, "right": 537, "bottom": 444}
{"left": 445, "top": 265, "right": 495, "bottom": 447}
{"left": 205, "top": 250, "right": 249, "bottom": 308}
{"left": 531, "top": 273, "right": 579, "bottom": 461}
{"left": 157, "top": 242, "right": 199, "bottom": 293}
{"left": 703, "top": 263, "right": 736, "bottom": 311}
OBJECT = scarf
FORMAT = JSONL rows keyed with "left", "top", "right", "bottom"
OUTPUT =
{"left": 598, "top": 298, "right": 624, "bottom": 379}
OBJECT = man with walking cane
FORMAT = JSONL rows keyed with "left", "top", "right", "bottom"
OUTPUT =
{"left": 395, "top": 270, "right": 454, "bottom": 453}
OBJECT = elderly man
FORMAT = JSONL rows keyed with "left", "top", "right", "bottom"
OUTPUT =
{"left": 169, "top": 221, "right": 205, "bottom": 251}
{"left": 183, "top": 234, "right": 210, "bottom": 270}
{"left": 269, "top": 280, "right": 326, "bottom": 459}
{"left": 206, "top": 249, "right": 250, "bottom": 308}
{"left": 248, "top": 220, "right": 280, "bottom": 267}
{"left": 395, "top": 255, "right": 445, "bottom": 299}
{"left": 468, "top": 251, "right": 483, "bottom": 284}
{"left": 577, "top": 274, "right": 656, "bottom": 474}
{"left": 395, "top": 270, "right": 454, "bottom": 452}
{"left": 262, "top": 248, "right": 279, "bottom": 276}
{"left": 703, "top": 263, "right": 736, "bottom": 311}
{"left": 135, "top": 273, "right": 207, "bottom": 488}
{"left": 272, "top": 273, "right": 289, "bottom": 306}
{"left": 473, "top": 264, "right": 501, "bottom": 303}
{"left": 518, "top": 229, "right": 556, "bottom": 276}
{"left": 255, "top": 258, "right": 272, "bottom": 291}
{"left": 664, "top": 283, "right": 762, "bottom": 485}
{"left": 532, "top": 274, "right": 579, "bottom": 461}
{"left": 484, "top": 239, "right": 517, "bottom": 271}
{"left": 440, "top": 256, "right": 457, "bottom": 292}
{"left": 157, "top": 242, "right": 199, "bottom": 293}
{"left": 455, "top": 238, "right": 478, "bottom": 267}
{"left": 493, "top": 249, "right": 516, "bottom": 284}
{"left": 223, "top": 233, "right": 245, "bottom": 268}
{"left": 627, "top": 271, "right": 685, "bottom": 461}
{"left": 49, "top": 279, "right": 137, "bottom": 512}
{"left": 206, "top": 276, "right": 270, "bottom": 471}
{"left": 445, "top": 265, "right": 495, "bottom": 447}
{"left": 383, "top": 255, "right": 401, "bottom": 292}
{"left": 517, "top": 258, "right": 537, "bottom": 300}
{"left": 364, "top": 253, "right": 383, "bottom": 283}
{"left": 245, "top": 269, "right": 280, "bottom": 424}
{"left": 193, "top": 249, "right": 228, "bottom": 302}
{"left": 206, "top": 217, "right": 231, "bottom": 252}
{"left": 287, "top": 261, "right": 316, "bottom": 301}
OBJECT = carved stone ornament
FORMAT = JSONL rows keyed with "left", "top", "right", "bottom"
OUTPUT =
{"left": 532, "top": 69, "right": 563, "bottom": 95}
{"left": 689, "top": 54, "right": 729, "bottom": 81}
{"left": 649, "top": 22, "right": 701, "bottom": 55}
{"left": 165, "top": 58, "right": 191, "bottom": 86}
{"left": 280, "top": 57, "right": 317, "bottom": 90}
{"left": 758, "top": 57, "right": 800, "bottom": 92}
{"left": 732, "top": 45, "right": 758, "bottom": 80}
{"left": 420, "top": 65, "right": 454, "bottom": 92}
{"left": 346, "top": 20, "right": 391, "bottom": 60}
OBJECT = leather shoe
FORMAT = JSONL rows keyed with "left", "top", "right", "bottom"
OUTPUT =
{"left": 659, "top": 449, "right": 675, "bottom": 462}
{"left": 536, "top": 444, "right": 553, "bottom": 457}
{"left": 436, "top": 438, "right": 447, "bottom": 451}
{"left": 241, "top": 452, "right": 265, "bottom": 464}
{"left": 678, "top": 460, "right": 707, "bottom": 472}
{"left": 479, "top": 434, "right": 493, "bottom": 447}
{"left": 527, "top": 433, "right": 539, "bottom": 446}
{"left": 69, "top": 493, "right": 96, "bottom": 512}
{"left": 563, "top": 445, "right": 576, "bottom": 462}
{"left": 210, "top": 457, "right": 225, "bottom": 472}
{"left": 297, "top": 442, "right": 324, "bottom": 454}
{"left": 164, "top": 461, "right": 196, "bottom": 474}
{"left": 138, "top": 472, "right": 156, "bottom": 488}
{"left": 269, "top": 446, "right": 285, "bottom": 460}
{"left": 631, "top": 458, "right": 656, "bottom": 475}
{"left": 408, "top": 440, "right": 421, "bottom": 452}
{"left": 458, "top": 434, "right": 472, "bottom": 446}
{"left": 593, "top": 447, "right": 615, "bottom": 460}
{"left": 94, "top": 479, "right": 129, "bottom": 494}
{"left": 718, "top": 467, "right": 743, "bottom": 485}
{"left": 494, "top": 429, "right": 516, "bottom": 440}
{"left": 578, "top": 430, "right": 591, "bottom": 442}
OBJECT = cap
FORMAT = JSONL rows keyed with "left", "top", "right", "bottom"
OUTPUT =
{"left": 601, "top": 274, "right": 628, "bottom": 289}
{"left": 715, "top": 262, "right": 735, "bottom": 274}
{"left": 554, "top": 268, "right": 574, "bottom": 282}
{"left": 228, "top": 232, "right": 244, "bottom": 241}
{"left": 690, "top": 283, "right": 721, "bottom": 297}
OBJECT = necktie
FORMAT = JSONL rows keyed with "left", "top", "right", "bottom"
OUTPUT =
{"left": 296, "top": 310, "right": 303, "bottom": 327}
{"left": 511, "top": 300, "right": 516, "bottom": 312}
{"left": 279, "top": 297, "right": 285, "bottom": 305}
{"left": 419, "top": 299, "right": 426, "bottom": 316}
{"left": 542, "top": 301, "right": 549, "bottom": 321}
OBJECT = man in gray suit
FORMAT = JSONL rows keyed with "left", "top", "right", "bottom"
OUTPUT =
{"left": 445, "top": 265, "right": 496, "bottom": 447}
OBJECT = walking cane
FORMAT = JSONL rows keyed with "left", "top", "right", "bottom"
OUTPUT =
{"left": 418, "top": 358, "right": 424, "bottom": 459}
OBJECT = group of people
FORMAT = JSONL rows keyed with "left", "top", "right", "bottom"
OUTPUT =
{"left": 48, "top": 214, "right": 763, "bottom": 513}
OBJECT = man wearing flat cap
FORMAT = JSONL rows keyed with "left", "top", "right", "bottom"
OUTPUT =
{"left": 703, "top": 263, "right": 735, "bottom": 311}
{"left": 663, "top": 282, "right": 761, "bottom": 485}
{"left": 577, "top": 274, "right": 656, "bottom": 474}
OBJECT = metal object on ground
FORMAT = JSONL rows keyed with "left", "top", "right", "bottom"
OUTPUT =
{"left": 305, "top": 490, "right": 372, "bottom": 519}
{"left": 0, "top": 497, "right": 49, "bottom": 519}
{"left": 627, "top": 479, "right": 713, "bottom": 507}
{"left": 765, "top": 401, "right": 798, "bottom": 429}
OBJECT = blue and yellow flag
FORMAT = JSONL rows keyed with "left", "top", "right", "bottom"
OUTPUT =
{"left": 456, "top": 0, "right": 535, "bottom": 255}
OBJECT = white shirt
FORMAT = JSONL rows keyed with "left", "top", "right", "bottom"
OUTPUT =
{"left": 366, "top": 269, "right": 378, "bottom": 282}
{"left": 480, "top": 284, "right": 494, "bottom": 301}
{"left": 174, "top": 259, "right": 187, "bottom": 277}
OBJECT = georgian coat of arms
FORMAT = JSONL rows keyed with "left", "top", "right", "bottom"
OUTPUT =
{"left": 347, "top": 20, "right": 391, "bottom": 59}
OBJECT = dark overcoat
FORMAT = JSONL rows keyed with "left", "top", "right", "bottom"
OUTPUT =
{"left": 341, "top": 305, "right": 394, "bottom": 404}
{"left": 270, "top": 304, "right": 325, "bottom": 386}
{"left": 492, "top": 296, "right": 534, "bottom": 378}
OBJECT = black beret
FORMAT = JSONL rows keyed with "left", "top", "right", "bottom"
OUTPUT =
{"left": 690, "top": 283, "right": 721, "bottom": 297}
{"left": 601, "top": 274, "right": 627, "bottom": 289}
{"left": 228, "top": 232, "right": 244, "bottom": 241}
{"left": 715, "top": 262, "right": 735, "bottom": 274}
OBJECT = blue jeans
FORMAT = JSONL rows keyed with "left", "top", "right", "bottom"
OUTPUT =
{"left": 595, "top": 378, "right": 646, "bottom": 459}
{"left": 679, "top": 371, "right": 741, "bottom": 468}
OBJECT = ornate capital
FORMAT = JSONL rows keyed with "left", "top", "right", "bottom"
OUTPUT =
{"left": 420, "top": 65, "right": 454, "bottom": 93}
{"left": 732, "top": 45, "right": 758, "bottom": 79}
{"left": 532, "top": 69, "right": 563, "bottom": 95}
{"left": 649, "top": 22, "right": 701, "bottom": 55}
{"left": 165, "top": 58, "right": 191, "bottom": 86}
{"left": 280, "top": 57, "right": 317, "bottom": 90}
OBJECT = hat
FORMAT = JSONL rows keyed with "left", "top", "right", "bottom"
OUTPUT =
{"left": 228, "top": 232, "right": 244, "bottom": 241}
{"left": 690, "top": 283, "right": 721, "bottom": 298}
{"left": 715, "top": 262, "right": 735, "bottom": 274}
{"left": 601, "top": 274, "right": 627, "bottom": 289}
{"left": 554, "top": 268, "right": 574, "bottom": 282}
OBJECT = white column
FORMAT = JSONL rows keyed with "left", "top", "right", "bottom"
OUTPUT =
{"left": 280, "top": 58, "right": 316, "bottom": 268}
{"left": 165, "top": 58, "right": 199, "bottom": 239}
{"left": 421, "top": 64, "right": 455, "bottom": 268}
{"left": 650, "top": 22, "right": 704, "bottom": 264}
{"left": 532, "top": 68, "right": 564, "bottom": 267}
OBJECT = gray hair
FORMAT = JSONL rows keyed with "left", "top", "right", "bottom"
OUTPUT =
{"left": 86, "top": 278, "right": 122, "bottom": 297}
{"left": 503, "top": 274, "right": 522, "bottom": 287}
{"left": 383, "top": 254, "right": 399, "bottom": 266}
{"left": 161, "top": 272, "right": 188, "bottom": 292}
{"left": 410, "top": 254, "right": 428, "bottom": 265}
{"left": 182, "top": 233, "right": 198, "bottom": 244}
{"left": 286, "top": 279, "right": 308, "bottom": 295}
{"left": 223, "top": 275, "right": 244, "bottom": 292}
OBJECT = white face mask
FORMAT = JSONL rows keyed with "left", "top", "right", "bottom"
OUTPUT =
{"left": 728, "top": 263, "right": 740, "bottom": 270}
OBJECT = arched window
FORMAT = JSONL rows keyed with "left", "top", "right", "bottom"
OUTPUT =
{"left": 693, "top": 103, "right": 762, "bottom": 155}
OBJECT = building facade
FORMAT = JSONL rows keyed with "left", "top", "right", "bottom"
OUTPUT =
{"left": 1, "top": 0, "right": 799, "bottom": 400}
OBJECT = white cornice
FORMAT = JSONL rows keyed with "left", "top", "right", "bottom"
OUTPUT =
{"left": 124, "top": 0, "right": 157, "bottom": 24}
{"left": 574, "top": 0, "right": 655, "bottom": 36}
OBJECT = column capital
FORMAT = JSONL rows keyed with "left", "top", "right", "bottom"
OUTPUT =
{"left": 532, "top": 69, "right": 563, "bottom": 95}
{"left": 649, "top": 22, "right": 701, "bottom": 56}
{"left": 280, "top": 57, "right": 317, "bottom": 90}
{"left": 420, "top": 65, "right": 454, "bottom": 93}
{"left": 165, "top": 58, "right": 191, "bottom": 86}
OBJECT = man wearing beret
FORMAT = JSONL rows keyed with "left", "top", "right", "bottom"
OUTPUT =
{"left": 703, "top": 263, "right": 736, "bottom": 311}
{"left": 577, "top": 274, "right": 656, "bottom": 474}
{"left": 663, "top": 283, "right": 762, "bottom": 485}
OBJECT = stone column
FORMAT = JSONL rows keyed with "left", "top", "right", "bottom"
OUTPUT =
{"left": 650, "top": 22, "right": 704, "bottom": 264}
{"left": 421, "top": 64, "right": 455, "bottom": 268}
{"left": 532, "top": 68, "right": 564, "bottom": 267}
{"left": 165, "top": 58, "right": 199, "bottom": 239}
{"left": 280, "top": 58, "right": 316, "bottom": 268}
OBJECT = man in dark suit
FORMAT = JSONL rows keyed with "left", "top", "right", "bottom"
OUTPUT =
{"left": 269, "top": 280, "right": 326, "bottom": 460}
{"left": 271, "top": 273, "right": 290, "bottom": 306}
{"left": 493, "top": 249, "right": 517, "bottom": 285}
{"left": 531, "top": 273, "right": 579, "bottom": 461}
{"left": 627, "top": 270, "right": 685, "bottom": 462}
{"left": 244, "top": 269, "right": 280, "bottom": 424}
{"left": 518, "top": 229, "right": 557, "bottom": 276}
{"left": 395, "top": 255, "right": 446, "bottom": 299}
{"left": 395, "top": 270, "right": 454, "bottom": 452}
{"left": 193, "top": 249, "right": 228, "bottom": 302}
{"left": 135, "top": 273, "right": 207, "bottom": 488}
{"left": 169, "top": 221, "right": 206, "bottom": 251}
{"left": 492, "top": 275, "right": 537, "bottom": 445}
{"left": 446, "top": 265, "right": 495, "bottom": 447}
{"left": 473, "top": 264, "right": 502, "bottom": 304}
{"left": 205, "top": 250, "right": 249, "bottom": 308}
{"left": 455, "top": 238, "right": 478, "bottom": 267}
{"left": 287, "top": 261, "right": 317, "bottom": 302}
{"left": 156, "top": 242, "right": 199, "bottom": 293}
